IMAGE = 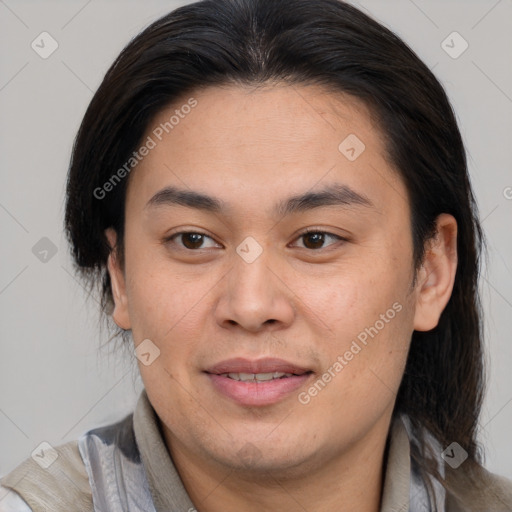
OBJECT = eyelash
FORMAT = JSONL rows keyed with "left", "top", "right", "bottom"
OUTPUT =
{"left": 165, "top": 229, "right": 346, "bottom": 251}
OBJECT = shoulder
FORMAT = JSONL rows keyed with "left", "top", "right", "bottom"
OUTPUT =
{"left": 0, "top": 440, "right": 93, "bottom": 512}
{"left": 0, "top": 486, "right": 32, "bottom": 512}
{"left": 399, "top": 414, "right": 512, "bottom": 511}
{"left": 445, "top": 462, "right": 512, "bottom": 511}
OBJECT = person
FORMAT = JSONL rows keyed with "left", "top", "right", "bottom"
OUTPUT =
{"left": 1, "top": 0, "right": 511, "bottom": 510}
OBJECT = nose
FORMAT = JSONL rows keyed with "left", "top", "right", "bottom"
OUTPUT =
{"left": 214, "top": 251, "right": 296, "bottom": 333}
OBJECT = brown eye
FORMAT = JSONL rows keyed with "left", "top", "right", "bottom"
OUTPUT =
{"left": 294, "top": 231, "right": 344, "bottom": 250}
{"left": 303, "top": 232, "right": 326, "bottom": 249}
{"left": 181, "top": 233, "right": 206, "bottom": 249}
{"left": 168, "top": 232, "right": 220, "bottom": 250}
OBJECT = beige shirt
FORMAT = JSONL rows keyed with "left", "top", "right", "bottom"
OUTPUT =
{"left": 1, "top": 389, "right": 512, "bottom": 511}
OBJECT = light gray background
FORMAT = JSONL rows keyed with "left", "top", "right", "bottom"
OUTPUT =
{"left": 1, "top": 0, "right": 511, "bottom": 480}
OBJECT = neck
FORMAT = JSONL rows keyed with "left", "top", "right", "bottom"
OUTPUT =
{"left": 163, "top": 417, "right": 392, "bottom": 512}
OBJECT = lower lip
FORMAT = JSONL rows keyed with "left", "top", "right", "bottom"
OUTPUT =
{"left": 206, "top": 373, "right": 312, "bottom": 406}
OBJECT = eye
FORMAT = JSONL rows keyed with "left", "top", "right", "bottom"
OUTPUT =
{"left": 167, "top": 232, "right": 221, "bottom": 250}
{"left": 165, "top": 230, "right": 344, "bottom": 251}
{"left": 293, "top": 230, "right": 344, "bottom": 250}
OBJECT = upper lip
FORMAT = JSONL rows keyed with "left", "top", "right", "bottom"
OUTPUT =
{"left": 205, "top": 357, "right": 312, "bottom": 375}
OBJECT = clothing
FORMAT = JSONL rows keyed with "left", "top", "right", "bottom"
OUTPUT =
{"left": 1, "top": 389, "right": 511, "bottom": 511}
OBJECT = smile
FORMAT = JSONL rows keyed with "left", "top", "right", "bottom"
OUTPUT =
{"left": 220, "top": 372, "right": 295, "bottom": 382}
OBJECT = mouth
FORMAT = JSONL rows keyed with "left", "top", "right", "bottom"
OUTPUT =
{"left": 204, "top": 358, "right": 314, "bottom": 406}
{"left": 218, "top": 371, "right": 299, "bottom": 382}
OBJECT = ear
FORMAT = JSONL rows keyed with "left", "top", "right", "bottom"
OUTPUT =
{"left": 105, "top": 228, "right": 131, "bottom": 330}
{"left": 413, "top": 214, "right": 458, "bottom": 332}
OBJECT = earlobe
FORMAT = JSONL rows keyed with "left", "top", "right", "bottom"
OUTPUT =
{"left": 105, "top": 228, "right": 132, "bottom": 330}
{"left": 413, "top": 214, "right": 458, "bottom": 332}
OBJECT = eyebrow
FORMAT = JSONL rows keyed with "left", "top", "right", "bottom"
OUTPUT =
{"left": 144, "top": 183, "right": 375, "bottom": 215}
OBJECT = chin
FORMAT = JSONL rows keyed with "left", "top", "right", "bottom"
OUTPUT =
{"left": 207, "top": 438, "right": 321, "bottom": 479}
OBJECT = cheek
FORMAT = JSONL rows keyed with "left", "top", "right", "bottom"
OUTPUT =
{"left": 308, "top": 301, "right": 413, "bottom": 431}
{"left": 299, "top": 258, "right": 414, "bottom": 401}
{"left": 297, "top": 263, "right": 406, "bottom": 338}
{"left": 123, "top": 250, "right": 208, "bottom": 343}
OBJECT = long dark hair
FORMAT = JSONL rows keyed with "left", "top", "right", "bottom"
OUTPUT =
{"left": 64, "top": 0, "right": 485, "bottom": 499}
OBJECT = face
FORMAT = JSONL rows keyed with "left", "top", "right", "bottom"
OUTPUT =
{"left": 106, "top": 83, "right": 456, "bottom": 478}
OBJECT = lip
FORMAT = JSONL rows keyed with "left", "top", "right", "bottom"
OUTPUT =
{"left": 204, "top": 357, "right": 313, "bottom": 406}
{"left": 205, "top": 357, "right": 311, "bottom": 375}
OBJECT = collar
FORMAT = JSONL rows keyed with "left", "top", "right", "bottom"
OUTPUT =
{"left": 133, "top": 389, "right": 196, "bottom": 511}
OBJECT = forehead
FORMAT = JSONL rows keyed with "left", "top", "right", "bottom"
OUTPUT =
{"left": 126, "top": 83, "right": 406, "bottom": 215}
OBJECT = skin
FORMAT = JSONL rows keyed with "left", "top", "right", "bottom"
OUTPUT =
{"left": 106, "top": 83, "right": 458, "bottom": 512}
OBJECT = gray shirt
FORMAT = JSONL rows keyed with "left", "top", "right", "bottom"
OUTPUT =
{"left": 1, "top": 389, "right": 511, "bottom": 511}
